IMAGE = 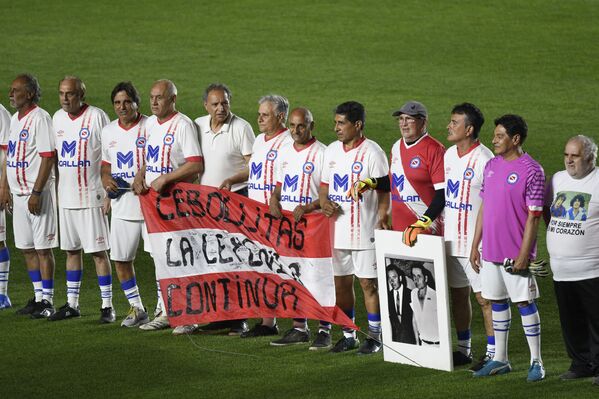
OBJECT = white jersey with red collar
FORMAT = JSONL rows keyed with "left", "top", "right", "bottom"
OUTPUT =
{"left": 276, "top": 138, "right": 326, "bottom": 211}
{"left": 389, "top": 133, "right": 445, "bottom": 233}
{"left": 444, "top": 142, "right": 493, "bottom": 257}
{"left": 54, "top": 104, "right": 109, "bottom": 209}
{"left": 3, "top": 105, "right": 56, "bottom": 196}
{"left": 101, "top": 114, "right": 148, "bottom": 220}
{"left": 321, "top": 137, "right": 389, "bottom": 250}
{"left": 144, "top": 112, "right": 203, "bottom": 186}
{"left": 247, "top": 129, "right": 292, "bottom": 205}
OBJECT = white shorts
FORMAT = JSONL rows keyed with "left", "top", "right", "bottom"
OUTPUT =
{"left": 59, "top": 207, "right": 110, "bottom": 253}
{"left": 109, "top": 218, "right": 151, "bottom": 262}
{"left": 480, "top": 260, "right": 539, "bottom": 302}
{"left": 12, "top": 191, "right": 58, "bottom": 250}
{"left": 332, "top": 248, "right": 377, "bottom": 279}
{"left": 446, "top": 256, "right": 481, "bottom": 292}
{"left": 0, "top": 208, "right": 5, "bottom": 241}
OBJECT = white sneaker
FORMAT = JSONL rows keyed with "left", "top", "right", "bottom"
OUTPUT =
{"left": 121, "top": 306, "right": 150, "bottom": 327}
{"left": 172, "top": 324, "right": 200, "bottom": 335}
{"left": 139, "top": 313, "right": 170, "bottom": 331}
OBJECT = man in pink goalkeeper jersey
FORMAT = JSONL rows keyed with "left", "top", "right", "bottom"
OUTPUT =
{"left": 0, "top": 74, "right": 57, "bottom": 318}
{"left": 470, "top": 114, "right": 546, "bottom": 382}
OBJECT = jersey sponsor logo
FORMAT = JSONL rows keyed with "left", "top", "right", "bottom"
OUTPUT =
{"left": 266, "top": 149, "right": 278, "bottom": 161}
{"left": 6, "top": 160, "right": 29, "bottom": 168}
{"left": 507, "top": 172, "right": 519, "bottom": 184}
{"left": 281, "top": 194, "right": 313, "bottom": 204}
{"left": 146, "top": 165, "right": 173, "bottom": 174}
{"left": 283, "top": 174, "right": 299, "bottom": 192}
{"left": 112, "top": 171, "right": 135, "bottom": 179}
{"left": 351, "top": 161, "right": 363, "bottom": 174}
{"left": 247, "top": 182, "right": 275, "bottom": 191}
{"left": 302, "top": 161, "right": 314, "bottom": 175}
{"left": 116, "top": 151, "right": 134, "bottom": 169}
{"left": 136, "top": 137, "right": 146, "bottom": 148}
{"left": 61, "top": 141, "right": 77, "bottom": 158}
{"left": 463, "top": 168, "right": 474, "bottom": 180}
{"left": 163, "top": 134, "right": 174, "bottom": 146}
{"left": 409, "top": 157, "right": 421, "bottom": 169}
{"left": 446, "top": 179, "right": 460, "bottom": 199}
{"left": 249, "top": 162, "right": 262, "bottom": 180}
{"left": 79, "top": 128, "right": 90, "bottom": 140}
{"left": 333, "top": 174, "right": 349, "bottom": 192}
{"left": 445, "top": 200, "right": 473, "bottom": 211}
{"left": 392, "top": 173, "right": 404, "bottom": 191}
{"left": 7, "top": 141, "right": 16, "bottom": 158}
{"left": 19, "top": 129, "right": 29, "bottom": 141}
{"left": 146, "top": 145, "right": 160, "bottom": 162}
{"left": 327, "top": 193, "right": 357, "bottom": 203}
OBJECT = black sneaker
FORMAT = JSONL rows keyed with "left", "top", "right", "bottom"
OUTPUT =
{"left": 559, "top": 369, "right": 594, "bottom": 380}
{"left": 48, "top": 303, "right": 81, "bottom": 321}
{"left": 240, "top": 323, "right": 279, "bottom": 338}
{"left": 100, "top": 307, "right": 116, "bottom": 323}
{"left": 16, "top": 298, "right": 38, "bottom": 316}
{"left": 270, "top": 328, "right": 310, "bottom": 346}
{"left": 31, "top": 299, "right": 55, "bottom": 319}
{"left": 228, "top": 319, "right": 249, "bottom": 336}
{"left": 357, "top": 337, "right": 382, "bottom": 355}
{"left": 309, "top": 331, "right": 332, "bottom": 351}
{"left": 199, "top": 319, "right": 249, "bottom": 336}
{"left": 469, "top": 353, "right": 493, "bottom": 372}
{"left": 330, "top": 336, "right": 360, "bottom": 353}
{"left": 453, "top": 350, "right": 473, "bottom": 366}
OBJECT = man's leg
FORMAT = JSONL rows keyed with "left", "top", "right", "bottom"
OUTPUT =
{"left": 451, "top": 286, "right": 472, "bottom": 360}
{"left": 92, "top": 250, "right": 115, "bottom": 323}
{"left": 0, "top": 242, "right": 11, "bottom": 309}
{"left": 357, "top": 276, "right": 382, "bottom": 354}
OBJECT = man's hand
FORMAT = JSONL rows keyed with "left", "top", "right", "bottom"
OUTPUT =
{"left": 470, "top": 247, "right": 481, "bottom": 273}
{"left": 293, "top": 205, "right": 308, "bottom": 222}
{"left": 28, "top": 192, "right": 42, "bottom": 215}
{"left": 347, "top": 178, "right": 377, "bottom": 201}
{"left": 132, "top": 173, "right": 148, "bottom": 195}
{"left": 219, "top": 179, "right": 233, "bottom": 191}
{"left": 402, "top": 215, "right": 432, "bottom": 246}
{"left": 0, "top": 185, "right": 12, "bottom": 213}
{"left": 150, "top": 175, "right": 170, "bottom": 193}
{"left": 103, "top": 197, "right": 111, "bottom": 215}
{"left": 321, "top": 200, "right": 340, "bottom": 217}
{"left": 269, "top": 201, "right": 282, "bottom": 219}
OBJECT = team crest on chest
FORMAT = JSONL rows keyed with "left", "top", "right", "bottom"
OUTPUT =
{"left": 79, "top": 128, "right": 90, "bottom": 140}
{"left": 463, "top": 168, "right": 475, "bottom": 180}
{"left": 507, "top": 172, "right": 519, "bottom": 184}
{"left": 409, "top": 157, "right": 421, "bottom": 169}
{"left": 163, "top": 134, "right": 174, "bottom": 146}
{"left": 136, "top": 137, "right": 146, "bottom": 148}
{"left": 19, "top": 129, "right": 29, "bottom": 141}
{"left": 351, "top": 161, "right": 363, "bottom": 174}
{"left": 266, "top": 149, "right": 278, "bottom": 161}
{"left": 303, "top": 161, "right": 314, "bottom": 174}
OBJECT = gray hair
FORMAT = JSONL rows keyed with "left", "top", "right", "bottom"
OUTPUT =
{"left": 259, "top": 94, "right": 289, "bottom": 122}
{"left": 60, "top": 75, "right": 87, "bottom": 101}
{"left": 153, "top": 79, "right": 177, "bottom": 97}
{"left": 15, "top": 73, "right": 42, "bottom": 104}
{"left": 568, "top": 135, "right": 598, "bottom": 165}
{"left": 291, "top": 107, "right": 314, "bottom": 125}
{"left": 202, "top": 83, "right": 232, "bottom": 102}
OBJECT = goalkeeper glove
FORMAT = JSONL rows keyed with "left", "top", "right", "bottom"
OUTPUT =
{"left": 502, "top": 258, "right": 549, "bottom": 277}
{"left": 402, "top": 215, "right": 432, "bottom": 247}
{"left": 347, "top": 178, "right": 377, "bottom": 201}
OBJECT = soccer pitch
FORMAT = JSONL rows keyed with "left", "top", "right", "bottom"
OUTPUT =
{"left": 1, "top": 0, "right": 598, "bottom": 397}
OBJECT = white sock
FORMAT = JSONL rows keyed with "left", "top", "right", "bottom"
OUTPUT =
{"left": 491, "top": 302, "right": 511, "bottom": 363}
{"left": 98, "top": 275, "right": 113, "bottom": 309}
{"left": 519, "top": 302, "right": 542, "bottom": 364}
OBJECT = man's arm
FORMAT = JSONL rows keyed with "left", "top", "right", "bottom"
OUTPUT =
{"left": 269, "top": 184, "right": 283, "bottom": 219}
{"left": 0, "top": 149, "right": 10, "bottom": 212}
{"left": 28, "top": 155, "right": 55, "bottom": 215}
{"left": 101, "top": 163, "right": 117, "bottom": 193}
{"left": 513, "top": 211, "right": 542, "bottom": 271}
{"left": 220, "top": 154, "right": 251, "bottom": 190}
{"left": 151, "top": 161, "right": 203, "bottom": 193}
{"left": 376, "top": 189, "right": 390, "bottom": 229}
{"left": 469, "top": 203, "right": 484, "bottom": 273}
{"left": 319, "top": 184, "right": 338, "bottom": 218}
{"left": 132, "top": 162, "right": 148, "bottom": 195}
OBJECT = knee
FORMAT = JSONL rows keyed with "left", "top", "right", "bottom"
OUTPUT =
{"left": 359, "top": 278, "right": 378, "bottom": 295}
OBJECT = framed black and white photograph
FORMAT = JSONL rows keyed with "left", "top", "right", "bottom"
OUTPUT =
{"left": 375, "top": 231, "right": 452, "bottom": 371}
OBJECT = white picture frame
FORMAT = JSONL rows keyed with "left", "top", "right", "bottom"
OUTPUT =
{"left": 375, "top": 230, "right": 453, "bottom": 371}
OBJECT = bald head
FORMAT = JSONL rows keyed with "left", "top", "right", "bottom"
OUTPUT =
{"left": 289, "top": 107, "right": 315, "bottom": 146}
{"left": 150, "top": 79, "right": 177, "bottom": 120}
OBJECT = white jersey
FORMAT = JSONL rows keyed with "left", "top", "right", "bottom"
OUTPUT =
{"left": 247, "top": 129, "right": 292, "bottom": 205}
{"left": 0, "top": 104, "right": 10, "bottom": 152}
{"left": 4, "top": 106, "right": 55, "bottom": 196}
{"left": 321, "top": 137, "right": 389, "bottom": 249}
{"left": 546, "top": 168, "right": 599, "bottom": 281}
{"left": 144, "top": 112, "right": 203, "bottom": 186}
{"left": 101, "top": 114, "right": 148, "bottom": 220}
{"left": 54, "top": 105, "right": 110, "bottom": 209}
{"left": 196, "top": 113, "right": 255, "bottom": 192}
{"left": 276, "top": 138, "right": 326, "bottom": 211}
{"left": 443, "top": 142, "right": 493, "bottom": 257}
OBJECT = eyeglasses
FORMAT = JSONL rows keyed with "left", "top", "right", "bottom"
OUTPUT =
{"left": 397, "top": 116, "right": 420, "bottom": 125}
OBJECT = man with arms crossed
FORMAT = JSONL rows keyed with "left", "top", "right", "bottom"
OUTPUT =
{"left": 101, "top": 81, "right": 151, "bottom": 327}
{"left": 470, "top": 114, "right": 545, "bottom": 381}
{"left": 320, "top": 101, "right": 390, "bottom": 354}
{"left": 133, "top": 79, "right": 204, "bottom": 333}
{"left": 545, "top": 135, "right": 599, "bottom": 386}
{"left": 0, "top": 74, "right": 57, "bottom": 317}
{"left": 50, "top": 76, "right": 115, "bottom": 323}
{"left": 444, "top": 103, "right": 494, "bottom": 369}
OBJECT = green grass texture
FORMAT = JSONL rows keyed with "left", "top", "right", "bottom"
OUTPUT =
{"left": 1, "top": 0, "right": 599, "bottom": 397}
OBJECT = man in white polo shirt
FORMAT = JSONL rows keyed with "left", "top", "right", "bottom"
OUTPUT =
{"left": 50, "top": 76, "right": 115, "bottom": 323}
{"left": 0, "top": 74, "right": 58, "bottom": 317}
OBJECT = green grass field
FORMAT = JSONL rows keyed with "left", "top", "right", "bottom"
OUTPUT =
{"left": 1, "top": 0, "right": 599, "bottom": 397}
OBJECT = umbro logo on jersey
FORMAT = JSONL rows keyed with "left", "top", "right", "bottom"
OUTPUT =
{"left": 463, "top": 168, "right": 475, "bottom": 180}
{"left": 507, "top": 173, "right": 519, "bottom": 184}
{"left": 303, "top": 161, "right": 314, "bottom": 174}
{"left": 79, "top": 128, "right": 90, "bottom": 140}
{"left": 351, "top": 161, "right": 363, "bottom": 174}
{"left": 56, "top": 130, "right": 64, "bottom": 137}
{"left": 409, "top": 157, "right": 421, "bottom": 169}
{"left": 266, "top": 149, "right": 278, "bottom": 161}
{"left": 108, "top": 140, "right": 117, "bottom": 148}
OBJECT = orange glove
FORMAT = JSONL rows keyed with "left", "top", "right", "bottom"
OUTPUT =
{"left": 347, "top": 178, "right": 377, "bottom": 201}
{"left": 402, "top": 216, "right": 432, "bottom": 246}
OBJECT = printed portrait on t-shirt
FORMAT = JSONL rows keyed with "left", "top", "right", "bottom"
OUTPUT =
{"left": 550, "top": 191, "right": 591, "bottom": 221}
